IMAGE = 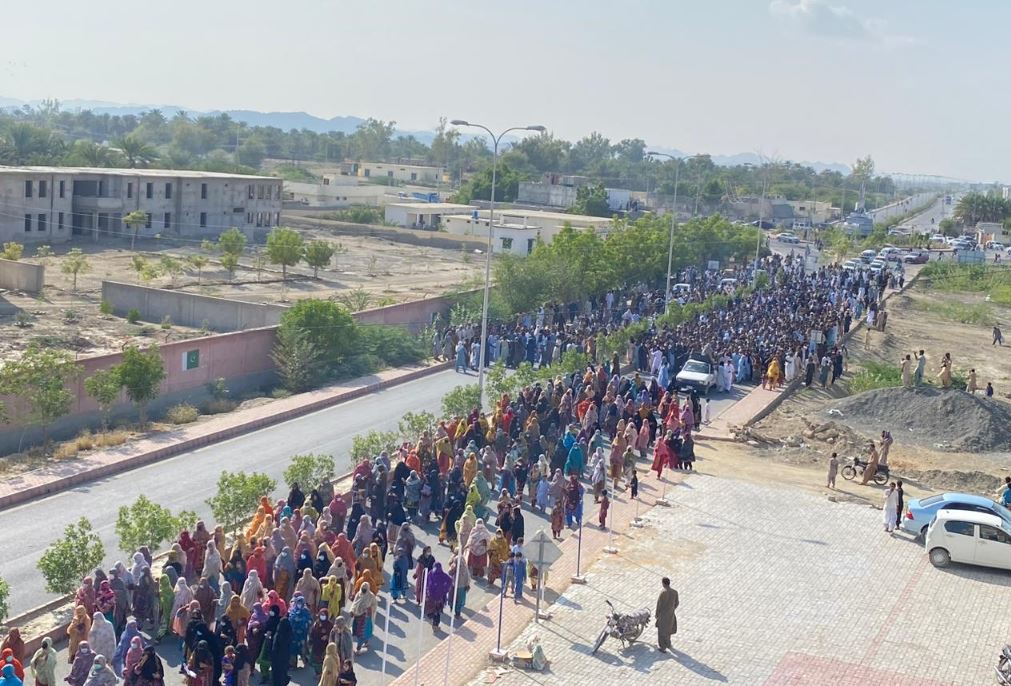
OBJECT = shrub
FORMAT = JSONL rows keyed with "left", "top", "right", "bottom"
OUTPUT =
{"left": 0, "top": 576, "right": 8, "bottom": 624}
{"left": 64, "top": 309, "right": 80, "bottom": 323}
{"left": 38, "top": 518, "right": 105, "bottom": 594}
{"left": 350, "top": 430, "right": 399, "bottom": 465}
{"left": 127, "top": 308, "right": 141, "bottom": 324}
{"left": 14, "top": 311, "right": 33, "bottom": 327}
{"left": 93, "top": 430, "right": 129, "bottom": 448}
{"left": 330, "top": 353, "right": 382, "bottom": 380}
{"left": 270, "top": 387, "right": 293, "bottom": 399}
{"left": 283, "top": 453, "right": 336, "bottom": 490}
{"left": 442, "top": 384, "right": 482, "bottom": 417}
{"left": 399, "top": 411, "right": 435, "bottom": 442}
{"left": 115, "top": 495, "right": 186, "bottom": 553}
{"left": 203, "top": 398, "right": 237, "bottom": 415}
{"left": 1, "top": 242, "right": 24, "bottom": 261}
{"left": 206, "top": 377, "right": 229, "bottom": 400}
{"left": 278, "top": 299, "right": 356, "bottom": 364}
{"left": 357, "top": 325, "right": 428, "bottom": 367}
{"left": 849, "top": 361, "right": 902, "bottom": 394}
{"left": 160, "top": 315, "right": 172, "bottom": 329}
{"left": 166, "top": 403, "right": 199, "bottom": 424}
{"left": 99, "top": 300, "right": 114, "bottom": 315}
{"left": 207, "top": 470, "right": 276, "bottom": 533}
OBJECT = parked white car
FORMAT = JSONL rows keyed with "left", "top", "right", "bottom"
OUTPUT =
{"left": 925, "top": 509, "right": 1011, "bottom": 570}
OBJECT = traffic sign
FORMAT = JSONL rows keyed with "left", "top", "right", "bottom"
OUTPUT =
{"left": 525, "top": 529, "right": 563, "bottom": 568}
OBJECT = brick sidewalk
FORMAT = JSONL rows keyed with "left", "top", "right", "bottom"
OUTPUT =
{"left": 388, "top": 468, "right": 679, "bottom": 686}
{"left": 0, "top": 361, "right": 450, "bottom": 509}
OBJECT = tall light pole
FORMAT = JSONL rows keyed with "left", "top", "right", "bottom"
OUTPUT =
{"left": 646, "top": 152, "right": 704, "bottom": 314}
{"left": 450, "top": 120, "right": 546, "bottom": 408}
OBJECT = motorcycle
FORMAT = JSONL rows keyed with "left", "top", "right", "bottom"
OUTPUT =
{"left": 996, "top": 644, "right": 1011, "bottom": 684}
{"left": 592, "top": 599, "right": 651, "bottom": 654}
{"left": 840, "top": 456, "right": 889, "bottom": 486}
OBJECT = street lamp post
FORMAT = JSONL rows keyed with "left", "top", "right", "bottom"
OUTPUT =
{"left": 450, "top": 120, "right": 546, "bottom": 408}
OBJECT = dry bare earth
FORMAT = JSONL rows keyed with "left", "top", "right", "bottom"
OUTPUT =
{"left": 747, "top": 279, "right": 1011, "bottom": 496}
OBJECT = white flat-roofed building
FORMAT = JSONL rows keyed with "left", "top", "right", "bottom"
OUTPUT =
{"left": 0, "top": 166, "right": 282, "bottom": 243}
{"left": 442, "top": 208, "right": 613, "bottom": 256}
{"left": 383, "top": 202, "right": 478, "bottom": 229}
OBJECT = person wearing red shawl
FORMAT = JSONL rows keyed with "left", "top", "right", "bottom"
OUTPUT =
{"left": 75, "top": 577, "right": 97, "bottom": 616}
{"left": 177, "top": 531, "right": 197, "bottom": 580}
{"left": 191, "top": 521, "right": 211, "bottom": 576}
{"left": 2, "top": 647, "right": 24, "bottom": 681}
{"left": 405, "top": 451, "right": 421, "bottom": 476}
{"left": 246, "top": 547, "right": 267, "bottom": 584}
{"left": 652, "top": 429, "right": 673, "bottom": 478}
{"left": 331, "top": 533, "right": 356, "bottom": 571}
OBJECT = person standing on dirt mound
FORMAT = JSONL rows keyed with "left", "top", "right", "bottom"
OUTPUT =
{"left": 938, "top": 352, "right": 953, "bottom": 389}
{"left": 901, "top": 354, "right": 912, "bottom": 388}
{"left": 914, "top": 350, "right": 926, "bottom": 386}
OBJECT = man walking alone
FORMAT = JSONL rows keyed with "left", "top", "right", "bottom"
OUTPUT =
{"left": 655, "top": 577, "right": 679, "bottom": 653}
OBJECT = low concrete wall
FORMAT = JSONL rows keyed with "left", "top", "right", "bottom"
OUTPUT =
{"left": 354, "top": 289, "right": 478, "bottom": 332}
{"left": 0, "top": 327, "right": 278, "bottom": 454}
{"left": 0, "top": 258, "right": 44, "bottom": 292}
{"left": 284, "top": 213, "right": 488, "bottom": 251}
{"left": 102, "top": 281, "right": 287, "bottom": 332}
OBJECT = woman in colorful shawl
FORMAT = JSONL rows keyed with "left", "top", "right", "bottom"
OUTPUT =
{"left": 466, "top": 519, "right": 492, "bottom": 578}
{"left": 29, "top": 638, "right": 57, "bottom": 686}
{"left": 224, "top": 596, "right": 250, "bottom": 644}
{"left": 286, "top": 596, "right": 312, "bottom": 669}
{"left": 294, "top": 569, "right": 321, "bottom": 613}
{"left": 67, "top": 607, "right": 92, "bottom": 662}
{"left": 239, "top": 569, "right": 263, "bottom": 611}
{"left": 447, "top": 554, "right": 470, "bottom": 620}
{"left": 65, "top": 643, "right": 95, "bottom": 686}
{"left": 82, "top": 655, "right": 117, "bottom": 686}
{"left": 422, "top": 563, "right": 452, "bottom": 629}
{"left": 87, "top": 614, "right": 115, "bottom": 667}
{"left": 317, "top": 644, "right": 339, "bottom": 686}
{"left": 112, "top": 618, "right": 143, "bottom": 675}
{"left": 273, "top": 547, "right": 297, "bottom": 601}
{"left": 413, "top": 546, "right": 435, "bottom": 600}
{"left": 122, "top": 637, "right": 143, "bottom": 684}
{"left": 652, "top": 430, "right": 672, "bottom": 478}
{"left": 390, "top": 545, "right": 412, "bottom": 602}
{"left": 564, "top": 476, "right": 584, "bottom": 528}
{"left": 485, "top": 529, "right": 509, "bottom": 585}
{"left": 349, "top": 583, "right": 377, "bottom": 652}
{"left": 94, "top": 582, "right": 115, "bottom": 626}
{"left": 306, "top": 609, "right": 332, "bottom": 675}
{"left": 74, "top": 578, "right": 97, "bottom": 617}
{"left": 131, "top": 647, "right": 164, "bottom": 686}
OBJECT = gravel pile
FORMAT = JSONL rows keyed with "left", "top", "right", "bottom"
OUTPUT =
{"left": 827, "top": 386, "right": 1011, "bottom": 453}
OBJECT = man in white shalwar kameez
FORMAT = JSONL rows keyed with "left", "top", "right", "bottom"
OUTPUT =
{"left": 883, "top": 483, "right": 899, "bottom": 533}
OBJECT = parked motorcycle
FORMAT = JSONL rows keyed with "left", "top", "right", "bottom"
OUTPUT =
{"left": 592, "top": 599, "right": 651, "bottom": 655}
{"left": 996, "top": 643, "right": 1011, "bottom": 684}
{"left": 840, "top": 456, "right": 889, "bottom": 485}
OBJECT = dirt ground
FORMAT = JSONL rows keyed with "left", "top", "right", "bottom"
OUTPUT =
{"left": 747, "top": 277, "right": 1011, "bottom": 498}
{"left": 0, "top": 224, "right": 482, "bottom": 362}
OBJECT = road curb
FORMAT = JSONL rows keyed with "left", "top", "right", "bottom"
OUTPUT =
{"left": 0, "top": 361, "right": 452, "bottom": 512}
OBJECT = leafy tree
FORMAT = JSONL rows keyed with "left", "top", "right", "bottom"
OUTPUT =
{"left": 954, "top": 192, "right": 1011, "bottom": 226}
{"left": 34, "top": 244, "right": 54, "bottom": 263}
{"left": 220, "top": 253, "right": 240, "bottom": 281}
{"left": 61, "top": 248, "right": 91, "bottom": 291}
{"left": 271, "top": 326, "right": 325, "bottom": 393}
{"left": 115, "top": 495, "right": 184, "bottom": 553}
{"left": 38, "top": 517, "right": 105, "bottom": 594}
{"left": 159, "top": 255, "right": 183, "bottom": 285}
{"left": 441, "top": 384, "right": 482, "bottom": 417}
{"left": 571, "top": 183, "right": 611, "bottom": 217}
{"left": 938, "top": 218, "right": 958, "bottom": 237}
{"left": 207, "top": 470, "right": 276, "bottom": 534}
{"left": 282, "top": 453, "right": 336, "bottom": 490}
{"left": 217, "top": 227, "right": 247, "bottom": 258}
{"left": 266, "top": 227, "right": 305, "bottom": 282}
{"left": 236, "top": 139, "right": 267, "bottom": 168}
{"left": 398, "top": 410, "right": 435, "bottom": 442}
{"left": 117, "top": 345, "right": 166, "bottom": 426}
{"left": 336, "top": 287, "right": 372, "bottom": 312}
{"left": 303, "top": 240, "right": 335, "bottom": 279}
{"left": 124, "top": 210, "right": 148, "bottom": 250}
{"left": 278, "top": 298, "right": 357, "bottom": 364}
{"left": 130, "top": 255, "right": 147, "bottom": 284}
{"left": 84, "top": 367, "right": 122, "bottom": 430}
{"left": 0, "top": 345, "right": 81, "bottom": 442}
{"left": 186, "top": 254, "right": 209, "bottom": 283}
{"left": 113, "top": 135, "right": 158, "bottom": 168}
{"left": 455, "top": 161, "right": 524, "bottom": 203}
{"left": 350, "top": 430, "right": 399, "bottom": 465}
{"left": 1, "top": 242, "right": 23, "bottom": 260}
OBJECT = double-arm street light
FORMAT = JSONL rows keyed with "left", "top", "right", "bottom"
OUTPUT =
{"left": 645, "top": 151, "right": 705, "bottom": 314}
{"left": 450, "top": 120, "right": 547, "bottom": 407}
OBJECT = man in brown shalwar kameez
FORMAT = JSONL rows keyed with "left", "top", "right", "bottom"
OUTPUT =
{"left": 655, "top": 577, "right": 679, "bottom": 652}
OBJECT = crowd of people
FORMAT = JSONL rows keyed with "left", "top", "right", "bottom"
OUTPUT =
{"left": 0, "top": 243, "right": 906, "bottom": 686}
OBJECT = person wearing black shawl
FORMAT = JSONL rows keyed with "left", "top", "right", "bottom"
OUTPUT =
{"left": 269, "top": 616, "right": 292, "bottom": 686}
{"left": 132, "top": 646, "right": 164, "bottom": 686}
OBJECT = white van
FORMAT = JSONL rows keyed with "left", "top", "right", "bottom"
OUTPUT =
{"left": 925, "top": 509, "right": 1011, "bottom": 571}
{"left": 860, "top": 249, "right": 877, "bottom": 263}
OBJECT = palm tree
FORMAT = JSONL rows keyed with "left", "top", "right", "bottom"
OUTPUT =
{"left": 70, "top": 140, "right": 117, "bottom": 168}
{"left": 114, "top": 135, "right": 158, "bottom": 168}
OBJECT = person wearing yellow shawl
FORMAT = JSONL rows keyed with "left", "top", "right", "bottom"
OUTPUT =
{"left": 462, "top": 452, "right": 478, "bottom": 487}
{"left": 486, "top": 528, "right": 509, "bottom": 585}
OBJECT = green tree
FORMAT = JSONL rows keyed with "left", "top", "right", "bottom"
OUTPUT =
{"left": 0, "top": 345, "right": 81, "bottom": 442}
{"left": 236, "top": 139, "right": 267, "bottom": 168}
{"left": 571, "top": 183, "right": 611, "bottom": 217}
{"left": 130, "top": 255, "right": 147, "bottom": 284}
{"left": 220, "top": 253, "right": 240, "bottom": 281}
{"left": 61, "top": 248, "right": 91, "bottom": 292}
{"left": 124, "top": 210, "right": 148, "bottom": 250}
{"left": 455, "top": 161, "right": 524, "bottom": 203}
{"left": 398, "top": 410, "right": 435, "bottom": 442}
{"left": 186, "top": 254, "right": 209, "bottom": 283}
{"left": 266, "top": 227, "right": 305, "bottom": 283}
{"left": 115, "top": 495, "right": 185, "bottom": 553}
{"left": 1, "top": 242, "right": 24, "bottom": 260}
{"left": 38, "top": 517, "right": 105, "bottom": 594}
{"left": 207, "top": 470, "right": 277, "bottom": 534}
{"left": 84, "top": 367, "right": 122, "bottom": 430}
{"left": 282, "top": 453, "right": 336, "bottom": 490}
{"left": 270, "top": 326, "right": 325, "bottom": 393}
{"left": 441, "top": 384, "right": 481, "bottom": 417}
{"left": 303, "top": 240, "right": 335, "bottom": 279}
{"left": 349, "top": 430, "right": 399, "bottom": 465}
{"left": 217, "top": 227, "right": 247, "bottom": 257}
{"left": 278, "top": 298, "right": 357, "bottom": 365}
{"left": 117, "top": 345, "right": 166, "bottom": 426}
{"left": 159, "top": 255, "right": 183, "bottom": 285}
{"left": 114, "top": 135, "right": 158, "bottom": 168}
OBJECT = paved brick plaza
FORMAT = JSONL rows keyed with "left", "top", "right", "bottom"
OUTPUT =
{"left": 469, "top": 474, "right": 1010, "bottom": 685}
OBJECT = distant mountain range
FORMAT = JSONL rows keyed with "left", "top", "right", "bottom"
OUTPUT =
{"left": 0, "top": 97, "right": 851, "bottom": 174}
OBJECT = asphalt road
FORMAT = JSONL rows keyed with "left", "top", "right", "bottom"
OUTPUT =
{"left": 896, "top": 195, "right": 954, "bottom": 234}
{"left": 4, "top": 366, "right": 744, "bottom": 617}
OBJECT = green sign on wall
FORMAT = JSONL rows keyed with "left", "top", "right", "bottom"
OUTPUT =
{"left": 184, "top": 349, "right": 199, "bottom": 370}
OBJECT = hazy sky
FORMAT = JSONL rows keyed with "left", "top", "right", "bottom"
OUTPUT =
{"left": 0, "top": 1, "right": 1002, "bottom": 180}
